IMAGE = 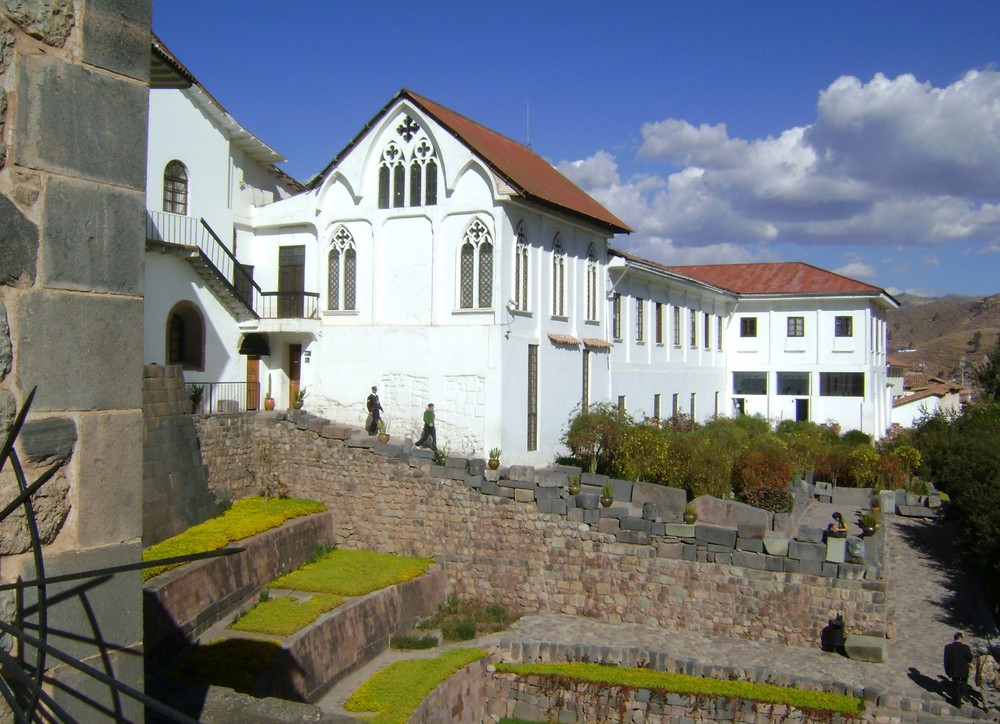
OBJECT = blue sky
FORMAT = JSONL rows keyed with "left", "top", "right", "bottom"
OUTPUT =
{"left": 154, "top": 1, "right": 1000, "bottom": 298}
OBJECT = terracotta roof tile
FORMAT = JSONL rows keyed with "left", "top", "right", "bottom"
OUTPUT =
{"left": 664, "top": 261, "right": 884, "bottom": 296}
{"left": 548, "top": 333, "right": 580, "bottom": 346}
{"left": 309, "top": 90, "right": 630, "bottom": 234}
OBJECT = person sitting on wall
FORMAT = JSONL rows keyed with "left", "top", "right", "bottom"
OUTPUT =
{"left": 831, "top": 511, "right": 849, "bottom": 537}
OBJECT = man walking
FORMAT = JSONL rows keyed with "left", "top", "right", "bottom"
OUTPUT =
{"left": 415, "top": 403, "right": 436, "bottom": 451}
{"left": 366, "top": 386, "right": 382, "bottom": 436}
{"left": 945, "top": 631, "right": 974, "bottom": 707}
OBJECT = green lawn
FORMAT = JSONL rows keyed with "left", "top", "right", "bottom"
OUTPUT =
{"left": 344, "top": 648, "right": 485, "bottom": 723}
{"left": 230, "top": 592, "right": 343, "bottom": 636}
{"left": 269, "top": 549, "right": 433, "bottom": 596}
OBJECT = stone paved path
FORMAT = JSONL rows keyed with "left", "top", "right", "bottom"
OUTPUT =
{"left": 317, "top": 511, "right": 999, "bottom": 722}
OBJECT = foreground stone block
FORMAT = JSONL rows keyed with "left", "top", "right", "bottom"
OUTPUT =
{"left": 844, "top": 634, "right": 887, "bottom": 663}
{"left": 631, "top": 481, "right": 687, "bottom": 521}
{"left": 690, "top": 495, "right": 770, "bottom": 532}
{"left": 763, "top": 536, "right": 789, "bottom": 556}
{"left": 694, "top": 523, "right": 737, "bottom": 548}
{"left": 826, "top": 537, "right": 847, "bottom": 563}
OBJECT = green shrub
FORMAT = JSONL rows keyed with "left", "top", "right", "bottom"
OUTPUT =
{"left": 416, "top": 598, "right": 517, "bottom": 640}
{"left": 842, "top": 429, "right": 872, "bottom": 446}
{"left": 561, "top": 402, "right": 631, "bottom": 474}
{"left": 846, "top": 446, "right": 879, "bottom": 488}
{"left": 143, "top": 497, "right": 327, "bottom": 581}
{"left": 443, "top": 616, "right": 477, "bottom": 641}
{"left": 614, "top": 423, "right": 671, "bottom": 483}
{"left": 344, "top": 648, "right": 486, "bottom": 723}
{"left": 390, "top": 634, "right": 439, "bottom": 650}
{"left": 738, "top": 485, "right": 793, "bottom": 512}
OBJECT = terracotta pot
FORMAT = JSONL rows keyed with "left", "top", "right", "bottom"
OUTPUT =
{"left": 488, "top": 459, "right": 500, "bottom": 470}
{"left": 264, "top": 397, "right": 275, "bottom": 411}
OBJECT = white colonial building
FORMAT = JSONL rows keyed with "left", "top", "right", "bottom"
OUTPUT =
{"left": 144, "top": 38, "right": 898, "bottom": 464}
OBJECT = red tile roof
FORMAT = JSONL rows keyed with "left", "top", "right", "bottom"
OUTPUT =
{"left": 664, "top": 261, "right": 886, "bottom": 296}
{"left": 309, "top": 90, "right": 630, "bottom": 235}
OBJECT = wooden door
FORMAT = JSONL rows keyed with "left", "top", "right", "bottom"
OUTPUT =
{"left": 246, "top": 355, "right": 260, "bottom": 410}
{"left": 278, "top": 246, "right": 305, "bottom": 318}
{"left": 289, "top": 344, "right": 301, "bottom": 403}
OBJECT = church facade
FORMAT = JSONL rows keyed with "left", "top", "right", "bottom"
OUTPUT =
{"left": 145, "top": 38, "right": 897, "bottom": 464}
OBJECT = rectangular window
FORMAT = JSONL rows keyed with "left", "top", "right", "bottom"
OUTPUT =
{"left": 690, "top": 393, "right": 696, "bottom": 419}
{"left": 235, "top": 264, "right": 254, "bottom": 309}
{"left": 673, "top": 306, "right": 681, "bottom": 347}
{"left": 733, "top": 371, "right": 768, "bottom": 395}
{"left": 586, "top": 263, "right": 598, "bottom": 321}
{"left": 612, "top": 293, "right": 622, "bottom": 340}
{"left": 527, "top": 345, "right": 538, "bottom": 451}
{"left": 689, "top": 309, "right": 697, "bottom": 348}
{"left": 835, "top": 316, "right": 853, "bottom": 337}
{"left": 820, "top": 372, "right": 864, "bottom": 396}
{"left": 672, "top": 393, "right": 679, "bottom": 416}
{"left": 717, "top": 315, "right": 724, "bottom": 350}
{"left": 582, "top": 350, "right": 590, "bottom": 410}
{"left": 777, "top": 371, "right": 810, "bottom": 396}
{"left": 635, "top": 298, "right": 644, "bottom": 343}
{"left": 655, "top": 303, "right": 663, "bottom": 344}
{"left": 653, "top": 393, "right": 661, "bottom": 420}
{"left": 714, "top": 391, "right": 720, "bottom": 416}
{"left": 703, "top": 312, "right": 710, "bottom": 350}
{"left": 740, "top": 317, "right": 757, "bottom": 337}
{"left": 787, "top": 316, "right": 805, "bottom": 337}
{"left": 552, "top": 255, "right": 565, "bottom": 316}
{"left": 617, "top": 395, "right": 626, "bottom": 412}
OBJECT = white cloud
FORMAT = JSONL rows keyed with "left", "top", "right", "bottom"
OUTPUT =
{"left": 557, "top": 70, "right": 1000, "bottom": 278}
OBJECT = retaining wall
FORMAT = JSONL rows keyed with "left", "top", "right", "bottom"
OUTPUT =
{"left": 143, "top": 511, "right": 335, "bottom": 671}
{"left": 193, "top": 411, "right": 888, "bottom": 647}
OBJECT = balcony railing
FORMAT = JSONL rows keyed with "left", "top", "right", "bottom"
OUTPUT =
{"left": 186, "top": 381, "right": 262, "bottom": 413}
{"left": 258, "top": 292, "right": 320, "bottom": 320}
{"left": 147, "top": 210, "right": 319, "bottom": 322}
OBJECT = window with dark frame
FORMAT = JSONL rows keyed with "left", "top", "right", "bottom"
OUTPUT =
{"left": 527, "top": 345, "right": 538, "bottom": 451}
{"left": 740, "top": 317, "right": 758, "bottom": 337}
{"left": 703, "top": 312, "right": 710, "bottom": 350}
{"left": 655, "top": 303, "right": 663, "bottom": 344}
{"left": 820, "top": 372, "right": 864, "bottom": 396}
{"left": 835, "top": 316, "right": 853, "bottom": 337}
{"left": 787, "top": 316, "right": 805, "bottom": 337}
{"left": 673, "top": 306, "right": 681, "bottom": 347}
{"left": 459, "top": 219, "right": 493, "bottom": 309}
{"left": 163, "top": 160, "right": 188, "bottom": 215}
{"left": 635, "top": 298, "right": 644, "bottom": 342}
{"left": 612, "top": 293, "right": 622, "bottom": 340}
{"left": 689, "top": 308, "right": 697, "bottom": 348}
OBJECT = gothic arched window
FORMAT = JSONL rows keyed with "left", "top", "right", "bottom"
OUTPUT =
{"left": 163, "top": 160, "right": 188, "bottom": 215}
{"left": 459, "top": 219, "right": 493, "bottom": 309}
{"left": 328, "top": 226, "right": 357, "bottom": 311}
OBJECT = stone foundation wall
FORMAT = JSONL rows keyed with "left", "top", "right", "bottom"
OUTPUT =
{"left": 410, "top": 658, "right": 490, "bottom": 724}
{"left": 143, "top": 511, "right": 335, "bottom": 672}
{"left": 143, "top": 364, "right": 218, "bottom": 544}
{"left": 194, "top": 413, "right": 888, "bottom": 647}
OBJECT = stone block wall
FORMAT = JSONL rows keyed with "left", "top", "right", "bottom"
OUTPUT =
{"left": 411, "top": 658, "right": 490, "bottom": 724}
{"left": 143, "top": 511, "right": 335, "bottom": 672}
{"left": 0, "top": 1, "right": 150, "bottom": 719}
{"left": 143, "top": 364, "right": 219, "bottom": 545}
{"left": 194, "top": 412, "right": 888, "bottom": 647}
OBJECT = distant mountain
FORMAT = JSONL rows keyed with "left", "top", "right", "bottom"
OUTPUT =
{"left": 887, "top": 292, "right": 1000, "bottom": 382}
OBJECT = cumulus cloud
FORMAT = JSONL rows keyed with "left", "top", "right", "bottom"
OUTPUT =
{"left": 558, "top": 69, "right": 1000, "bottom": 276}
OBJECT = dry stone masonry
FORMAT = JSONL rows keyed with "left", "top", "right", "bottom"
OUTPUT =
{"left": 193, "top": 406, "right": 889, "bottom": 648}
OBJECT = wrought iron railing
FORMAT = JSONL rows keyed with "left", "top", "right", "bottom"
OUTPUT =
{"left": 186, "top": 381, "right": 262, "bottom": 413}
{"left": 257, "top": 291, "right": 320, "bottom": 320}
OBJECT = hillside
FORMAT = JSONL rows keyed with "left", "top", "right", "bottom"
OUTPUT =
{"left": 887, "top": 292, "right": 1000, "bottom": 381}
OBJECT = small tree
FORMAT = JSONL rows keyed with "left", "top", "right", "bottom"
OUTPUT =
{"left": 974, "top": 334, "right": 1000, "bottom": 401}
{"left": 561, "top": 403, "right": 630, "bottom": 474}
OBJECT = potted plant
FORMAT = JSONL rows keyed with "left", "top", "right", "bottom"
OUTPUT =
{"left": 859, "top": 510, "right": 880, "bottom": 537}
{"left": 488, "top": 447, "right": 501, "bottom": 470}
{"left": 189, "top": 384, "right": 204, "bottom": 413}
{"left": 600, "top": 482, "right": 615, "bottom": 508}
{"left": 567, "top": 474, "right": 581, "bottom": 496}
{"left": 263, "top": 374, "right": 275, "bottom": 411}
{"left": 377, "top": 418, "right": 390, "bottom": 444}
{"left": 683, "top": 503, "right": 698, "bottom": 525}
{"left": 293, "top": 386, "right": 308, "bottom": 410}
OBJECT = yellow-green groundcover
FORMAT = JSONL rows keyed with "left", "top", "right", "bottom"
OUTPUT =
{"left": 142, "top": 497, "right": 326, "bottom": 581}
{"left": 269, "top": 549, "right": 433, "bottom": 597}
{"left": 230, "top": 593, "right": 343, "bottom": 636}
{"left": 496, "top": 662, "right": 864, "bottom": 716}
{"left": 344, "top": 648, "right": 486, "bottom": 724}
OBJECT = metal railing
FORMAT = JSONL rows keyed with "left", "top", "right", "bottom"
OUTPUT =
{"left": 258, "top": 291, "right": 320, "bottom": 320}
{"left": 186, "top": 381, "right": 262, "bottom": 413}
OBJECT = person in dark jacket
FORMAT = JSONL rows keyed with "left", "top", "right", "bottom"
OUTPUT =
{"left": 945, "top": 631, "right": 974, "bottom": 706}
{"left": 365, "top": 386, "right": 382, "bottom": 435}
